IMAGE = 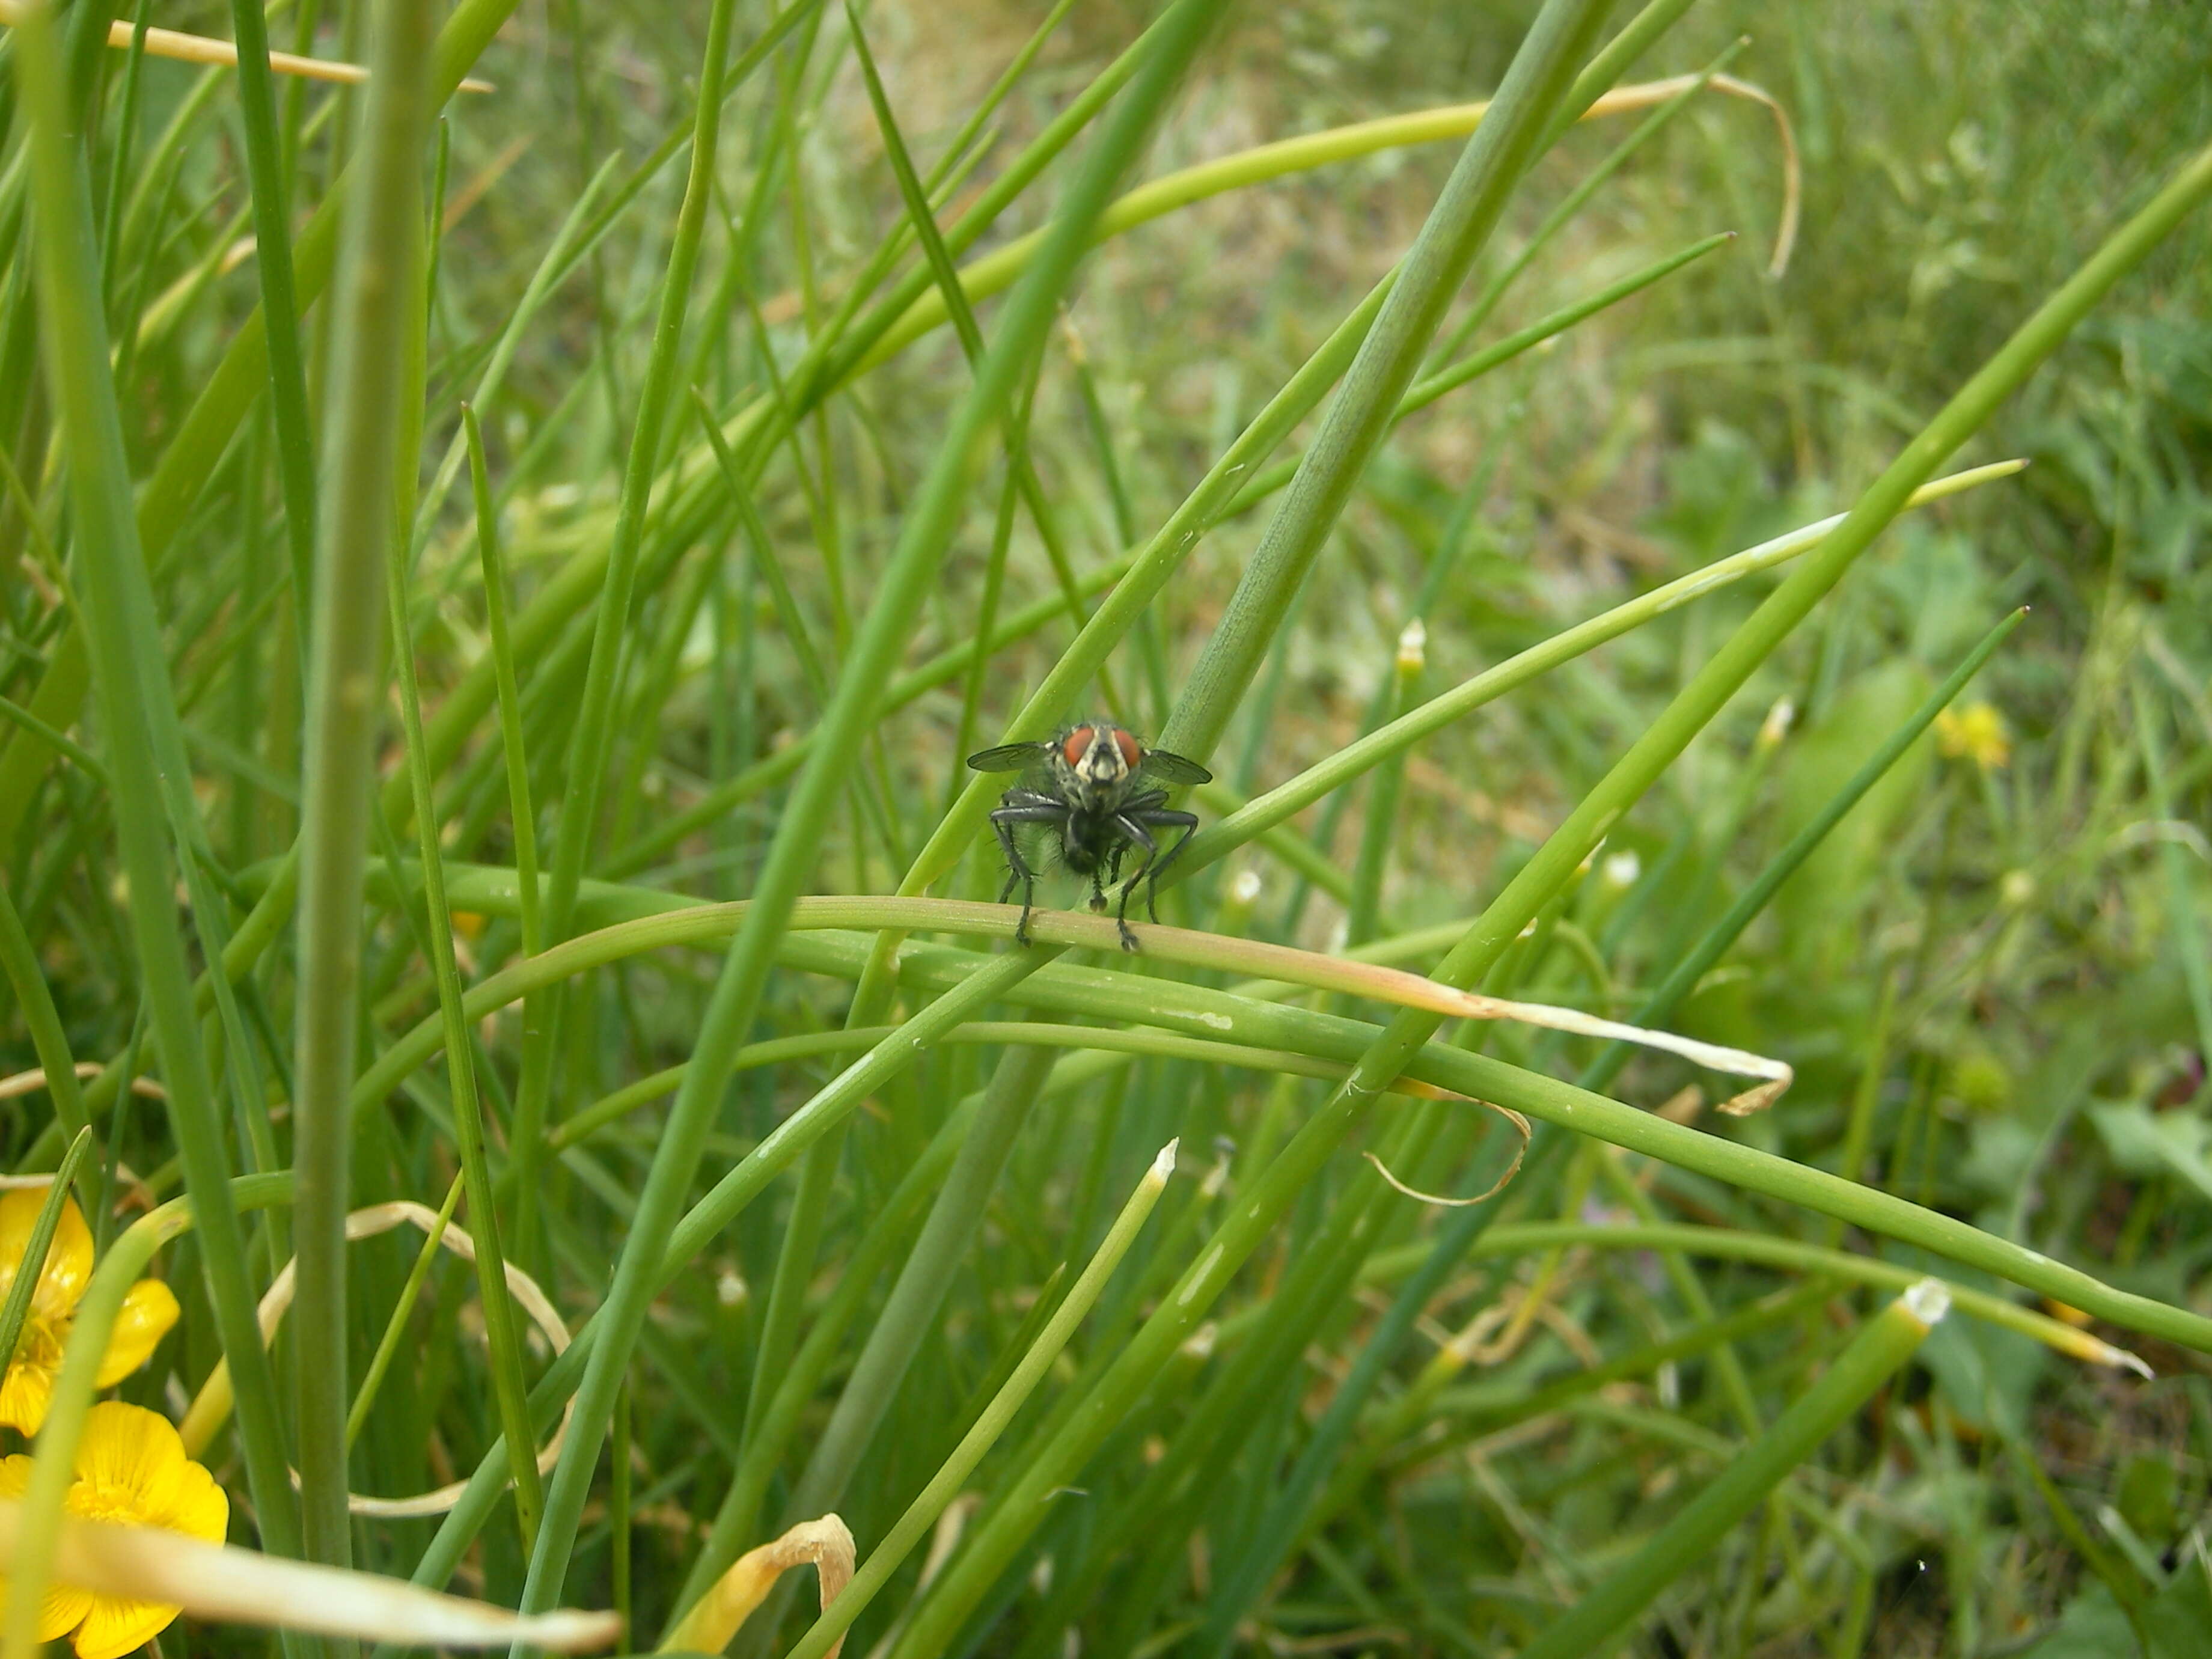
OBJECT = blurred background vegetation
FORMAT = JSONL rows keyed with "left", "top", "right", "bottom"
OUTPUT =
{"left": 6, "top": 0, "right": 2212, "bottom": 1653}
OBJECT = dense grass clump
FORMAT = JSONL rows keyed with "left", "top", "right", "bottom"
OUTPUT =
{"left": 2, "top": 1, "right": 2210, "bottom": 1655}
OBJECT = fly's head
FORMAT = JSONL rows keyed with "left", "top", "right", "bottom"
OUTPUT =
{"left": 1049, "top": 722, "right": 1141, "bottom": 815}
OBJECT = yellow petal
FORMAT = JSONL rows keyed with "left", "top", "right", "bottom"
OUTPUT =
{"left": 148, "top": 1451, "right": 228, "bottom": 1544}
{"left": 92, "top": 1281, "right": 181, "bottom": 1390}
{"left": 73, "top": 1402, "right": 189, "bottom": 1520}
{"left": 68, "top": 1592, "right": 182, "bottom": 1659}
{"left": 0, "top": 1455, "right": 88, "bottom": 1640}
{"left": 0, "top": 1187, "right": 94, "bottom": 1321}
{"left": 0, "top": 1355, "right": 57, "bottom": 1435}
{"left": 41, "top": 1583, "right": 97, "bottom": 1646}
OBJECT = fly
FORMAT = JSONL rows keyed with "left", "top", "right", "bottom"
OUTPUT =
{"left": 968, "top": 721, "right": 1212, "bottom": 951}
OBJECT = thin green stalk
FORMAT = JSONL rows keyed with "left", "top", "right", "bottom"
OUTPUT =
{"left": 799, "top": 5, "right": 1175, "bottom": 399}
{"left": 409, "top": 160, "right": 623, "bottom": 569}
{"left": 692, "top": 394, "right": 831, "bottom": 703}
{"left": 1515, "top": 1284, "right": 1944, "bottom": 1659}
{"left": 1330, "top": 1282, "right": 1833, "bottom": 1527}
{"left": 1067, "top": 322, "right": 1169, "bottom": 724}
{"left": 0, "top": 878, "right": 91, "bottom": 1176}
{"left": 387, "top": 481, "right": 545, "bottom": 1542}
{"left": 1353, "top": 1221, "right": 2139, "bottom": 1367}
{"left": 8, "top": 0, "right": 304, "bottom": 1616}
{"left": 1346, "top": 622, "right": 1423, "bottom": 946}
{"left": 703, "top": 1026, "right": 1047, "bottom": 1645}
{"left": 511, "top": 0, "right": 1230, "bottom": 1627}
{"left": 346, "top": 1172, "right": 463, "bottom": 1447}
{"left": 1190, "top": 1136, "right": 1549, "bottom": 1658}
{"left": 289, "top": 0, "right": 433, "bottom": 1590}
{"left": 2132, "top": 674, "right": 2212, "bottom": 1081}
{"left": 0, "top": 1127, "right": 96, "bottom": 1371}
{"left": 950, "top": 463, "right": 1022, "bottom": 810}
{"left": 845, "top": 17, "right": 1702, "bottom": 377}
{"left": 2007, "top": 1431, "right": 2152, "bottom": 1626}
{"left": 227, "top": 0, "right": 320, "bottom": 609}
{"left": 93, "top": 0, "right": 150, "bottom": 287}
{"left": 844, "top": 0, "right": 1125, "bottom": 697}
{"left": 515, "top": 948, "right": 1056, "bottom": 1618}
{"left": 783, "top": 1141, "right": 1177, "bottom": 1659}
{"left": 463, "top": 406, "right": 540, "bottom": 956}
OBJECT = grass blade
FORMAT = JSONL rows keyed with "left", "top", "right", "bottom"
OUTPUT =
{"left": 289, "top": 0, "right": 435, "bottom": 1589}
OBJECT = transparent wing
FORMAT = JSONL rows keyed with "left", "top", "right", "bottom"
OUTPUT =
{"left": 1138, "top": 748, "right": 1212, "bottom": 786}
{"left": 967, "top": 741, "right": 1053, "bottom": 773}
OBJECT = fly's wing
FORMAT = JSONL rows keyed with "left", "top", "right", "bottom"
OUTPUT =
{"left": 1137, "top": 748, "right": 1212, "bottom": 787}
{"left": 967, "top": 740, "right": 1054, "bottom": 773}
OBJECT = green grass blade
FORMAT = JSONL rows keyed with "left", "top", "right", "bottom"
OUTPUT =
{"left": 463, "top": 406, "right": 542, "bottom": 956}
{"left": 387, "top": 465, "right": 546, "bottom": 1543}
{"left": 225, "top": 0, "right": 320, "bottom": 606}
{"left": 288, "top": 0, "right": 435, "bottom": 1587}
{"left": 0, "top": 1126, "right": 96, "bottom": 1370}
{"left": 346, "top": 1172, "right": 462, "bottom": 1449}
{"left": 0, "top": 879, "right": 90, "bottom": 1169}
{"left": 534, "top": 0, "right": 741, "bottom": 950}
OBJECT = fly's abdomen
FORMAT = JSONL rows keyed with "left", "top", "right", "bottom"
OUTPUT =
{"left": 1058, "top": 810, "right": 1108, "bottom": 874}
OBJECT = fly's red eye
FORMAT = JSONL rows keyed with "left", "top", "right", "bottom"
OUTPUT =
{"left": 1112, "top": 729, "right": 1142, "bottom": 768}
{"left": 1061, "top": 726, "right": 1096, "bottom": 766}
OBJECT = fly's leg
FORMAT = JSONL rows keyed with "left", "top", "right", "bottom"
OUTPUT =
{"left": 1094, "top": 840, "right": 1128, "bottom": 913}
{"left": 989, "top": 801, "right": 1065, "bottom": 945}
{"left": 1107, "top": 815, "right": 1162, "bottom": 950}
{"left": 1113, "top": 808, "right": 1199, "bottom": 946}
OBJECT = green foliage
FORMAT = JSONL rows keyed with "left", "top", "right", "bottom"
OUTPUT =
{"left": 2, "top": 0, "right": 2209, "bottom": 1655}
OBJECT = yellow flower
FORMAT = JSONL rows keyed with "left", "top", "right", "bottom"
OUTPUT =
{"left": 0, "top": 1190, "right": 180, "bottom": 1436}
{"left": 0, "top": 1402, "right": 229, "bottom": 1659}
{"left": 1934, "top": 701, "right": 2010, "bottom": 770}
